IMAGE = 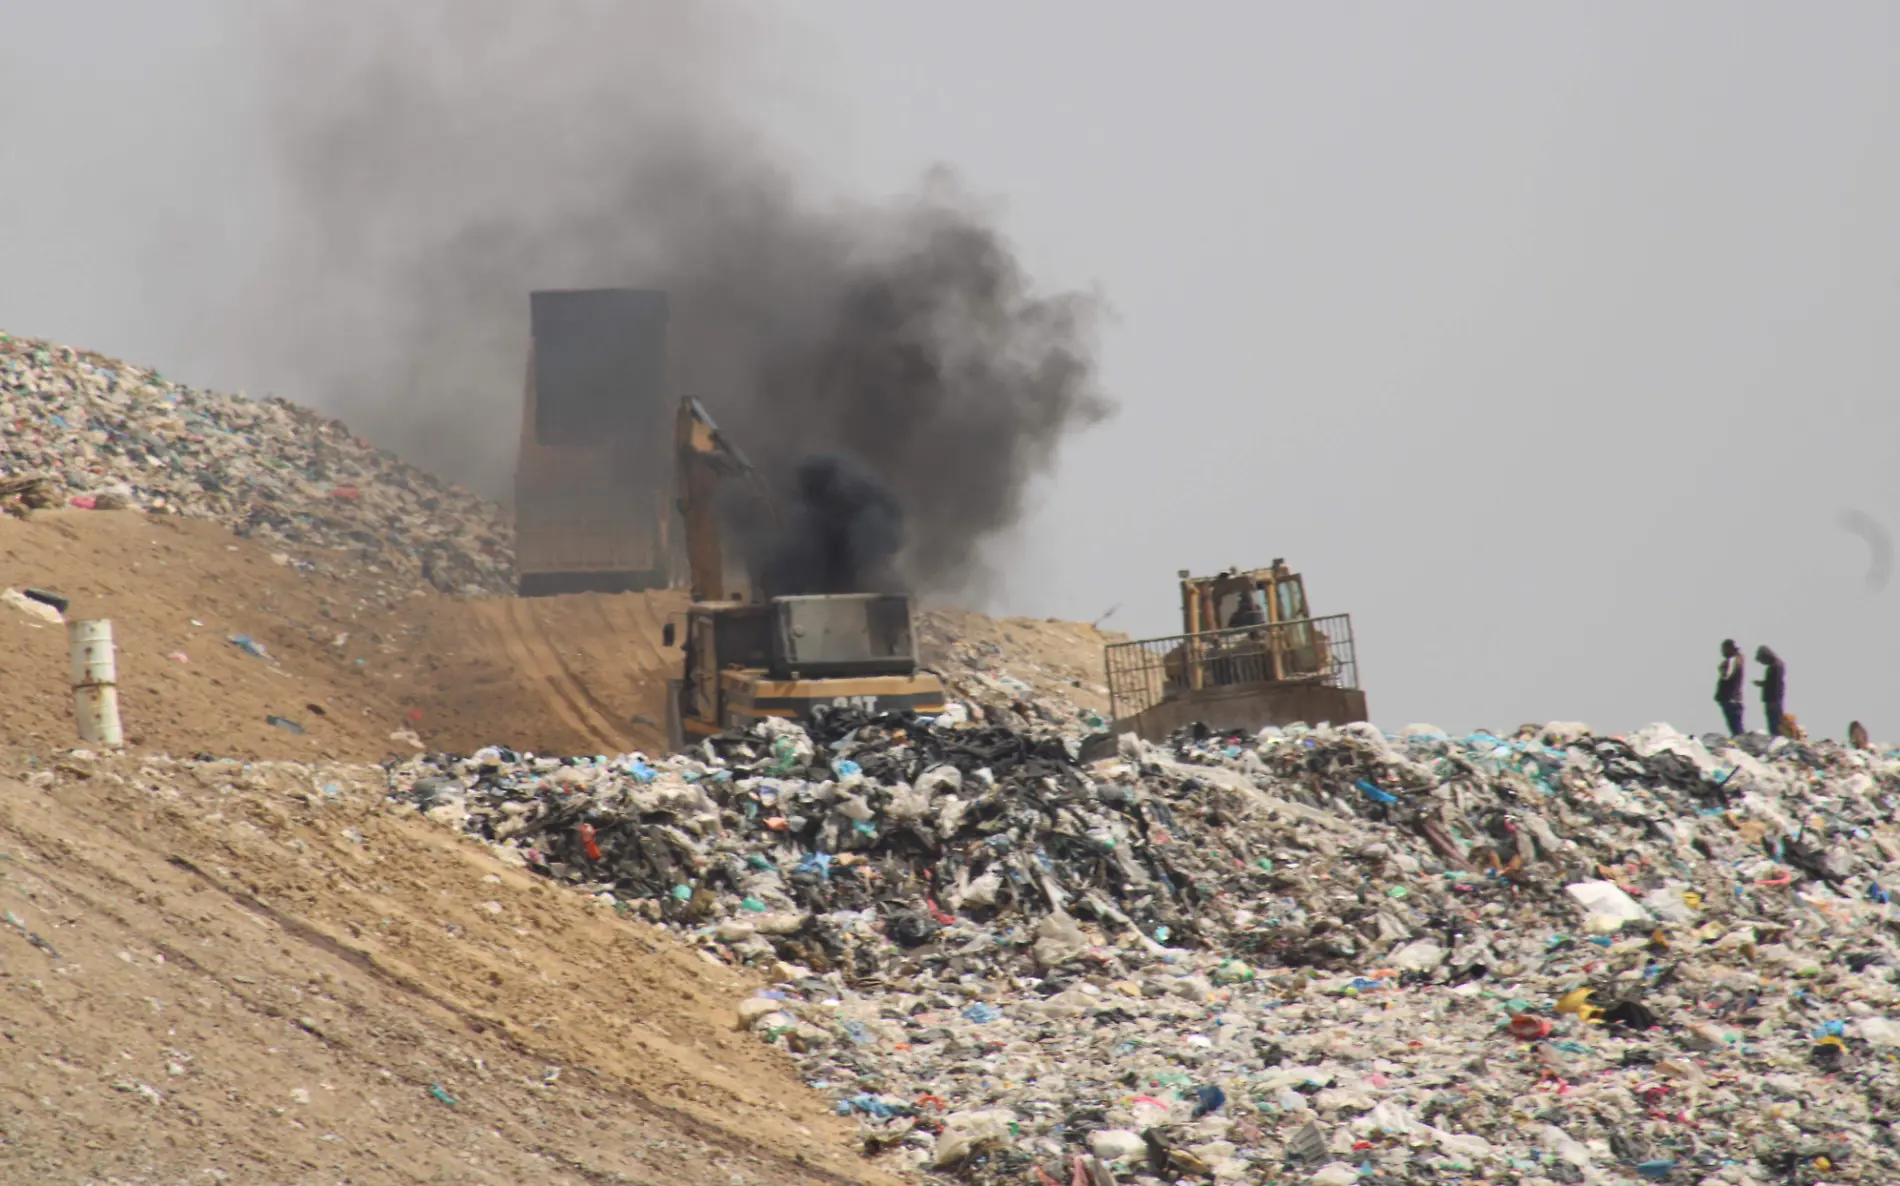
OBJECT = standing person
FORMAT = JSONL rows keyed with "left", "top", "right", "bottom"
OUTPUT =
{"left": 1715, "top": 639, "right": 1746, "bottom": 735}
{"left": 1755, "top": 646, "right": 1786, "bottom": 738}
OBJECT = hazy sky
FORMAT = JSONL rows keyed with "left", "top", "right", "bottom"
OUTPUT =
{"left": 3, "top": 2, "right": 1896, "bottom": 738}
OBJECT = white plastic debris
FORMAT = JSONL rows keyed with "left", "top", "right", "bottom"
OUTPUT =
{"left": 1565, "top": 879, "right": 1651, "bottom": 927}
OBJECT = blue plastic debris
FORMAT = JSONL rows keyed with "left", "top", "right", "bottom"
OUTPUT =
{"left": 1355, "top": 779, "right": 1398, "bottom": 805}
{"left": 1189, "top": 1084, "right": 1227, "bottom": 1118}
{"left": 227, "top": 633, "right": 272, "bottom": 661}
{"left": 962, "top": 1003, "right": 1002, "bottom": 1024}
{"left": 1634, "top": 1159, "right": 1676, "bottom": 1180}
{"left": 832, "top": 758, "right": 863, "bottom": 781}
{"left": 795, "top": 852, "right": 832, "bottom": 881}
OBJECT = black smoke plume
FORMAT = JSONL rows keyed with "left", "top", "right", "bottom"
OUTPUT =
{"left": 759, "top": 455, "right": 905, "bottom": 597}
{"left": 208, "top": 1, "right": 1111, "bottom": 596}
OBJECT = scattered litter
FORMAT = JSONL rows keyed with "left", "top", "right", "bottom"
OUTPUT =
{"left": 266, "top": 716, "right": 306, "bottom": 735}
{"left": 2, "top": 587, "right": 62, "bottom": 624}
{"left": 2, "top": 909, "right": 60, "bottom": 959}
{"left": 21, "top": 587, "right": 68, "bottom": 614}
{"left": 227, "top": 634, "right": 272, "bottom": 662}
{"left": 0, "top": 472, "right": 59, "bottom": 514}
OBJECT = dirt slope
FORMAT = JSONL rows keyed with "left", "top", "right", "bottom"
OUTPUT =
{"left": 0, "top": 510, "right": 686, "bottom": 761}
{"left": 0, "top": 753, "right": 898, "bottom": 1185}
{"left": 0, "top": 511, "right": 422, "bottom": 761}
{"left": 405, "top": 589, "right": 686, "bottom": 758}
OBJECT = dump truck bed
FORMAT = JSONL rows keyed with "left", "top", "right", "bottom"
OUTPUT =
{"left": 515, "top": 288, "right": 676, "bottom": 595}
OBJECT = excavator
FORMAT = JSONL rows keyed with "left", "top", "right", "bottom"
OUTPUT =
{"left": 1082, "top": 561, "right": 1368, "bottom": 756}
{"left": 662, "top": 397, "right": 947, "bottom": 750}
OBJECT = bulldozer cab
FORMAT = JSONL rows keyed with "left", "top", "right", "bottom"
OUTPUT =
{"left": 1086, "top": 558, "right": 1366, "bottom": 758}
{"left": 1183, "top": 560, "right": 1306, "bottom": 633}
{"left": 1175, "top": 561, "right": 1329, "bottom": 690}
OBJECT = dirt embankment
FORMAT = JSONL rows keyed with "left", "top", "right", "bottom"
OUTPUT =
{"left": 0, "top": 511, "right": 421, "bottom": 760}
{"left": 0, "top": 751, "right": 900, "bottom": 1185}
{"left": 0, "top": 510, "right": 685, "bottom": 761}
{"left": 401, "top": 589, "right": 686, "bottom": 758}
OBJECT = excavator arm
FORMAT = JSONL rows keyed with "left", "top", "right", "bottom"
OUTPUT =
{"left": 674, "top": 396, "right": 772, "bottom": 602}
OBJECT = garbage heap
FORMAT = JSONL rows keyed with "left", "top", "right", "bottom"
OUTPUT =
{"left": 917, "top": 611, "right": 1117, "bottom": 737}
{"left": 394, "top": 712, "right": 1900, "bottom": 1185}
{"left": 0, "top": 333, "right": 513, "bottom": 595}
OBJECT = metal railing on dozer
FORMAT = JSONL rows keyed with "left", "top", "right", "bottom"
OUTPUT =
{"left": 1104, "top": 613, "right": 1360, "bottom": 721}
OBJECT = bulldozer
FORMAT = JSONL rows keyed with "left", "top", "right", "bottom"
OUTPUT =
{"left": 1087, "top": 561, "right": 1367, "bottom": 753}
{"left": 662, "top": 397, "right": 947, "bottom": 751}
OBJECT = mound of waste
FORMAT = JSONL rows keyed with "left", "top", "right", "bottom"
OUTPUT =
{"left": 0, "top": 333, "right": 512, "bottom": 594}
{"left": 390, "top": 709, "right": 1900, "bottom": 1184}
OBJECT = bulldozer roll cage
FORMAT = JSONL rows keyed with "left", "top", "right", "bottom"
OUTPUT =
{"left": 1104, "top": 612, "right": 1361, "bottom": 723}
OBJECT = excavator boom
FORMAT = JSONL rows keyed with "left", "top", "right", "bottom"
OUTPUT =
{"left": 674, "top": 397, "right": 772, "bottom": 602}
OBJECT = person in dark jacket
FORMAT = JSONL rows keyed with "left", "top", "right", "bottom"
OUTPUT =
{"left": 1227, "top": 593, "right": 1265, "bottom": 629}
{"left": 1715, "top": 639, "right": 1746, "bottom": 735}
{"left": 1755, "top": 646, "right": 1786, "bottom": 738}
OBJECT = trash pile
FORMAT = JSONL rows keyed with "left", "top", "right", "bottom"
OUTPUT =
{"left": 0, "top": 332, "right": 513, "bottom": 595}
{"left": 389, "top": 706, "right": 1900, "bottom": 1184}
{"left": 918, "top": 612, "right": 1116, "bottom": 739}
